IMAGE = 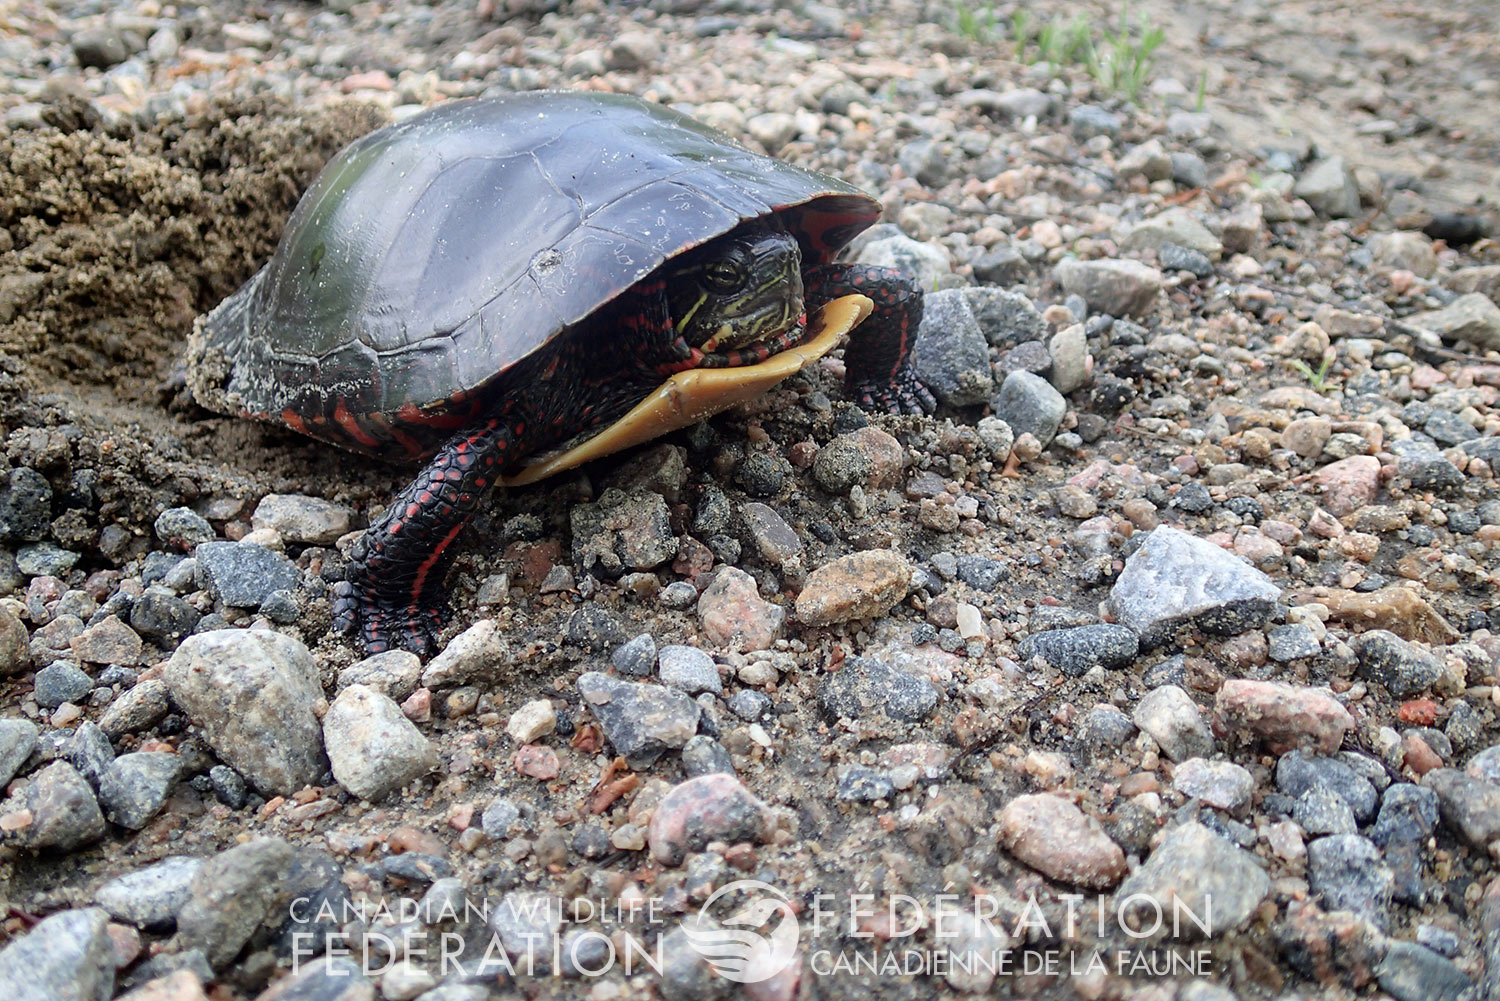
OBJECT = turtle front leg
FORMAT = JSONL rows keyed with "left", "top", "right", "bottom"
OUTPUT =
{"left": 805, "top": 263, "right": 936, "bottom": 415}
{"left": 332, "top": 416, "right": 515, "bottom": 656}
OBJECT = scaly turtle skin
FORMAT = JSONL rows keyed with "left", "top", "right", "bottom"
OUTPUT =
{"left": 188, "top": 91, "right": 934, "bottom": 655}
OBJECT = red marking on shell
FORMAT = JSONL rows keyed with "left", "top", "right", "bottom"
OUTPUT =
{"left": 334, "top": 400, "right": 380, "bottom": 448}
{"left": 281, "top": 409, "right": 308, "bottom": 435}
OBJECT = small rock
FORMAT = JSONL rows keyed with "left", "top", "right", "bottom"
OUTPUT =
{"left": 34, "top": 661, "right": 94, "bottom": 709}
{"left": 577, "top": 672, "right": 700, "bottom": 768}
{"left": 154, "top": 507, "right": 214, "bottom": 551}
{"left": 95, "top": 855, "right": 203, "bottom": 927}
{"left": 570, "top": 489, "right": 678, "bottom": 576}
{"left": 647, "top": 773, "right": 773, "bottom": 865}
{"left": 323, "top": 685, "right": 437, "bottom": 801}
{"left": 175, "top": 837, "right": 296, "bottom": 970}
{"left": 657, "top": 645, "right": 721, "bottom": 695}
{"left": 997, "top": 793, "right": 1126, "bottom": 889}
{"left": 0, "top": 718, "right": 38, "bottom": 788}
{"left": 1173, "top": 758, "right": 1255, "bottom": 812}
{"left": 1120, "top": 209, "right": 1222, "bottom": 258}
{"left": 812, "top": 426, "right": 905, "bottom": 494}
{"left": 98, "top": 679, "right": 171, "bottom": 737}
{"left": 1349, "top": 630, "right": 1443, "bottom": 697}
{"left": 1295, "top": 156, "right": 1361, "bottom": 217}
{"left": 819, "top": 657, "right": 938, "bottom": 724}
{"left": 991, "top": 370, "right": 1067, "bottom": 448}
{"left": 1307, "top": 834, "right": 1392, "bottom": 920}
{"left": 193, "top": 542, "right": 300, "bottom": 609}
{"left": 1115, "top": 823, "right": 1269, "bottom": 936}
{"left": 1277, "top": 751, "right": 1378, "bottom": 823}
{"left": 1216, "top": 679, "right": 1352, "bottom": 754}
{"left": 1, "top": 761, "right": 106, "bottom": 851}
{"left": 1408, "top": 293, "right": 1500, "bottom": 352}
{"left": 0, "top": 907, "right": 114, "bottom": 1001}
{"left": 1109, "top": 526, "right": 1280, "bottom": 647}
{"left": 739, "top": 503, "right": 802, "bottom": 566}
{"left": 70, "top": 614, "right": 142, "bottom": 666}
{"left": 251, "top": 494, "right": 351, "bottom": 545}
{"left": 1376, "top": 941, "right": 1473, "bottom": 1001}
{"left": 98, "top": 752, "right": 181, "bottom": 829}
{"left": 164, "top": 630, "right": 327, "bottom": 797}
{"left": 337, "top": 649, "right": 422, "bottom": 702}
{"left": 796, "top": 550, "right": 911, "bottom": 625}
{"left": 1133, "top": 685, "right": 1213, "bottom": 761}
{"left": 911, "top": 289, "right": 993, "bottom": 406}
{"left": 1018, "top": 624, "right": 1137, "bottom": 676}
{"left": 1421, "top": 768, "right": 1500, "bottom": 849}
{"left": 0, "top": 605, "right": 28, "bottom": 676}
{"left": 1053, "top": 258, "right": 1163, "bottom": 317}
{"left": 506, "top": 699, "right": 557, "bottom": 743}
{"left": 698, "top": 567, "right": 784, "bottom": 651}
{"left": 611, "top": 633, "right": 658, "bottom": 677}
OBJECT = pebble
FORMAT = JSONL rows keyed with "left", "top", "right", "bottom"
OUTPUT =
{"left": 128, "top": 590, "right": 200, "bottom": 647}
{"left": 997, "top": 793, "right": 1126, "bottom": 889}
{"left": 739, "top": 502, "right": 802, "bottom": 566}
{"left": 1376, "top": 941, "right": 1474, "bottom": 1001}
{"left": 1409, "top": 292, "right": 1500, "bottom": 352}
{"left": 0, "top": 907, "right": 114, "bottom": 1001}
{"left": 569, "top": 489, "right": 678, "bottom": 575}
{"left": 34, "top": 661, "right": 94, "bottom": 708}
{"left": 164, "top": 630, "right": 327, "bottom": 796}
{"left": 681, "top": 734, "right": 734, "bottom": 777}
{"left": 857, "top": 234, "right": 952, "bottom": 289}
{"left": 0, "top": 605, "right": 27, "bottom": 675}
{"left": 990, "top": 370, "right": 1067, "bottom": 448}
{"left": 175, "top": 837, "right": 296, "bottom": 969}
{"left": 0, "top": 718, "right": 38, "bottom": 788}
{"left": 647, "top": 773, "right": 773, "bottom": 865}
{"left": 337, "top": 649, "right": 422, "bottom": 701}
{"left": 0, "top": 467, "right": 51, "bottom": 542}
{"left": 1, "top": 761, "right": 106, "bottom": 851}
{"left": 795, "top": 550, "right": 911, "bottom": 626}
{"left": 1314, "top": 455, "right": 1382, "bottom": 516}
{"left": 192, "top": 541, "right": 300, "bottom": 608}
{"left": 577, "top": 672, "right": 700, "bottom": 768}
{"left": 1115, "top": 823, "right": 1269, "bottom": 935}
{"left": 1173, "top": 758, "right": 1256, "bottom": 812}
{"left": 818, "top": 657, "right": 938, "bottom": 724}
{"left": 1133, "top": 684, "right": 1213, "bottom": 761}
{"left": 911, "top": 289, "right": 993, "bottom": 406}
{"left": 1294, "top": 156, "right": 1361, "bottom": 217}
{"left": 955, "top": 555, "right": 1006, "bottom": 592}
{"left": 421, "top": 619, "right": 505, "bottom": 689}
{"left": 610, "top": 633, "right": 658, "bottom": 677}
{"left": 98, "top": 751, "right": 182, "bottom": 829}
{"left": 1120, "top": 208, "right": 1222, "bottom": 258}
{"left": 697, "top": 566, "right": 784, "bottom": 651}
{"left": 1349, "top": 630, "right": 1443, "bottom": 697}
{"left": 837, "top": 765, "right": 894, "bottom": 802}
{"left": 1216, "top": 679, "right": 1353, "bottom": 754}
{"left": 249, "top": 493, "right": 351, "bottom": 545}
{"left": 1371, "top": 783, "right": 1440, "bottom": 903}
{"left": 1053, "top": 257, "right": 1164, "bottom": 317}
{"left": 98, "top": 678, "right": 170, "bottom": 737}
{"left": 70, "top": 613, "right": 143, "bottom": 665}
{"left": 323, "top": 684, "right": 437, "bottom": 801}
{"left": 506, "top": 699, "right": 557, "bottom": 743}
{"left": 1079, "top": 705, "right": 1137, "bottom": 756}
{"left": 1276, "top": 751, "right": 1378, "bottom": 823}
{"left": 1017, "top": 624, "right": 1138, "bottom": 676}
{"left": 1109, "top": 526, "right": 1280, "bottom": 647}
{"left": 657, "top": 645, "right": 722, "bottom": 695}
{"left": 812, "top": 426, "right": 905, "bottom": 493}
{"left": 95, "top": 855, "right": 204, "bottom": 927}
{"left": 964, "top": 287, "right": 1048, "bottom": 347}
{"left": 1421, "top": 768, "right": 1500, "bottom": 849}
{"left": 154, "top": 507, "right": 214, "bottom": 551}
{"left": 1069, "top": 105, "right": 1121, "bottom": 139}
{"left": 1294, "top": 786, "right": 1358, "bottom": 835}
{"left": 1307, "top": 834, "right": 1392, "bottom": 920}
{"left": 480, "top": 798, "right": 522, "bottom": 839}
{"left": 1267, "top": 623, "right": 1321, "bottom": 661}
{"left": 1048, "top": 322, "right": 1090, "bottom": 393}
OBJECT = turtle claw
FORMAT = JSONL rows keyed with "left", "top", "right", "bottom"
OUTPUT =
{"left": 851, "top": 364, "right": 937, "bottom": 416}
{"left": 332, "top": 580, "right": 441, "bottom": 657}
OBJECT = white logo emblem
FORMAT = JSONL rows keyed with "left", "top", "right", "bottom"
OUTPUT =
{"left": 680, "top": 879, "right": 800, "bottom": 983}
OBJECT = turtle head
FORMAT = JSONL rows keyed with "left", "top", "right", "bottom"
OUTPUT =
{"left": 666, "top": 221, "right": 804, "bottom": 353}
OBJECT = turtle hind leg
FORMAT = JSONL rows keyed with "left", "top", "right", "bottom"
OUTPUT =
{"left": 333, "top": 414, "right": 517, "bottom": 656}
{"left": 805, "top": 263, "right": 936, "bottom": 415}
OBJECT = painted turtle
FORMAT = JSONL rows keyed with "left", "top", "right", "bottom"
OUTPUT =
{"left": 188, "top": 91, "right": 934, "bottom": 655}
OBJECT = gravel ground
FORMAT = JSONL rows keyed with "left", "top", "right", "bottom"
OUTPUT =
{"left": 1, "top": 1, "right": 1499, "bottom": 1000}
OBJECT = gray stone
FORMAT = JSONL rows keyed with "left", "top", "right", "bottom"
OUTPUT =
{"left": 1048, "top": 323, "right": 1089, "bottom": 394}
{"left": 1421, "top": 768, "right": 1500, "bottom": 849}
{"left": 856, "top": 234, "right": 952, "bottom": 289}
{"left": 95, "top": 855, "right": 204, "bottom": 926}
{"left": 991, "top": 370, "right": 1066, "bottom": 448}
{"left": 911, "top": 289, "right": 993, "bottom": 406}
{"left": 97, "top": 751, "right": 181, "bottom": 829}
{"left": 164, "top": 630, "right": 327, "bottom": 796}
{"left": 129, "top": 590, "right": 201, "bottom": 646}
{"left": 193, "top": 542, "right": 300, "bottom": 608}
{"left": 1173, "top": 758, "right": 1255, "bottom": 812}
{"left": 1308, "top": 834, "right": 1392, "bottom": 921}
{"left": 62, "top": 720, "right": 114, "bottom": 788}
{"left": 681, "top": 734, "right": 735, "bottom": 777}
{"left": 337, "top": 649, "right": 422, "bottom": 702}
{"left": 1170, "top": 152, "right": 1209, "bottom": 188}
{"left": 0, "top": 907, "right": 113, "bottom": 1001}
{"left": 176, "top": 837, "right": 297, "bottom": 970}
{"left": 1295, "top": 156, "right": 1361, "bottom": 217}
{"left": 481, "top": 798, "right": 523, "bottom": 839}
{"left": 1079, "top": 705, "right": 1137, "bottom": 756}
{"left": 1376, "top": 942, "right": 1473, "bottom": 1001}
{"left": 611, "top": 633, "right": 658, "bottom": 677}
{"left": 0, "top": 467, "right": 52, "bottom": 542}
{"left": 34, "top": 660, "right": 93, "bottom": 708}
{"left": 819, "top": 657, "right": 938, "bottom": 724}
{"left": 740, "top": 502, "right": 802, "bottom": 566}
{"left": 1108, "top": 526, "right": 1280, "bottom": 647}
{"left": 1053, "top": 258, "right": 1163, "bottom": 317}
{"left": 1349, "top": 630, "right": 1443, "bottom": 697}
{"left": 98, "top": 678, "right": 171, "bottom": 737}
{"left": 1120, "top": 209, "right": 1222, "bottom": 258}
{"left": 1017, "top": 624, "right": 1138, "bottom": 676}
{"left": 1294, "top": 786, "right": 1357, "bottom": 835}
{"left": 154, "top": 507, "right": 213, "bottom": 550}
{"left": 657, "top": 645, "right": 721, "bottom": 695}
{"left": 1, "top": 761, "right": 105, "bottom": 851}
{"left": 1409, "top": 292, "right": 1500, "bottom": 352}
{"left": 250, "top": 493, "right": 352, "bottom": 544}
{"left": 577, "top": 672, "right": 701, "bottom": 768}
{"left": 0, "top": 718, "right": 38, "bottom": 787}
{"left": 1069, "top": 105, "right": 1121, "bottom": 139}
{"left": 1115, "top": 823, "right": 1269, "bottom": 936}
{"left": 962, "top": 287, "right": 1048, "bottom": 347}
{"left": 1277, "top": 751, "right": 1378, "bottom": 823}
{"left": 1268, "top": 623, "right": 1321, "bottom": 661}
{"left": 570, "top": 489, "right": 678, "bottom": 576}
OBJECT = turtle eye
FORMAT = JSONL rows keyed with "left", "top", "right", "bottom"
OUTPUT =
{"left": 703, "top": 259, "right": 745, "bottom": 293}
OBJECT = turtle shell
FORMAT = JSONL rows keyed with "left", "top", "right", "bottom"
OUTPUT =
{"left": 189, "top": 91, "right": 882, "bottom": 450}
